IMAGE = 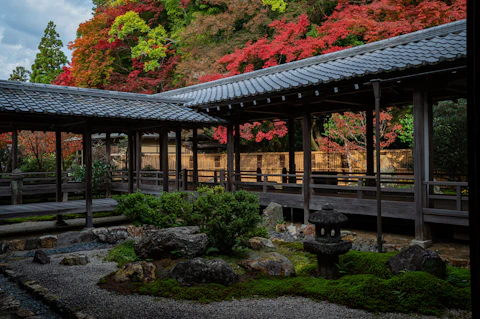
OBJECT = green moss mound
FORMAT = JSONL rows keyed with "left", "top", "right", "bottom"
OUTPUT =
{"left": 339, "top": 250, "right": 397, "bottom": 279}
{"left": 105, "top": 240, "right": 138, "bottom": 267}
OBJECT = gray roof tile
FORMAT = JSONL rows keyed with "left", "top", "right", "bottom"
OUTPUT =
{"left": 156, "top": 20, "right": 466, "bottom": 106}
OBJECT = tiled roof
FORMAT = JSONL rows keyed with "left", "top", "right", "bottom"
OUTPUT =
{"left": 156, "top": 20, "right": 466, "bottom": 106}
{"left": 0, "top": 81, "right": 222, "bottom": 124}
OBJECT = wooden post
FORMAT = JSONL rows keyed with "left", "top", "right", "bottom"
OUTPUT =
{"left": 234, "top": 123, "right": 241, "bottom": 185}
{"left": 366, "top": 106, "right": 374, "bottom": 178}
{"left": 55, "top": 129, "right": 67, "bottom": 226}
{"left": 10, "top": 169, "right": 23, "bottom": 205}
{"left": 161, "top": 129, "right": 169, "bottom": 192}
{"left": 192, "top": 128, "right": 198, "bottom": 189}
{"left": 84, "top": 124, "right": 93, "bottom": 228}
{"left": 302, "top": 110, "right": 312, "bottom": 224}
{"left": 11, "top": 128, "right": 18, "bottom": 171}
{"left": 372, "top": 81, "right": 383, "bottom": 253}
{"left": 128, "top": 131, "right": 134, "bottom": 193}
{"left": 227, "top": 123, "right": 234, "bottom": 191}
{"left": 135, "top": 131, "right": 142, "bottom": 191}
{"left": 105, "top": 132, "right": 111, "bottom": 198}
{"left": 288, "top": 116, "right": 296, "bottom": 183}
{"left": 412, "top": 89, "right": 432, "bottom": 247}
{"left": 175, "top": 128, "right": 182, "bottom": 191}
{"left": 182, "top": 168, "right": 188, "bottom": 191}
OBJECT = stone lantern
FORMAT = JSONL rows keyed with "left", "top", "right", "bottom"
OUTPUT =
{"left": 303, "top": 204, "right": 352, "bottom": 279}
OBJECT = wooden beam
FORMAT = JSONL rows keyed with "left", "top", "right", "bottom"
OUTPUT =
{"left": 413, "top": 89, "right": 430, "bottom": 243}
{"left": 366, "top": 106, "right": 374, "bottom": 177}
{"left": 234, "top": 123, "right": 241, "bottom": 184}
{"left": 105, "top": 132, "right": 111, "bottom": 198}
{"left": 84, "top": 124, "right": 93, "bottom": 228}
{"left": 135, "top": 131, "right": 142, "bottom": 191}
{"left": 288, "top": 115, "right": 296, "bottom": 183}
{"left": 192, "top": 128, "right": 198, "bottom": 188}
{"left": 372, "top": 81, "right": 383, "bottom": 253}
{"left": 128, "top": 131, "right": 134, "bottom": 193}
{"left": 11, "top": 128, "right": 18, "bottom": 171}
{"left": 55, "top": 129, "right": 66, "bottom": 226}
{"left": 227, "top": 123, "right": 234, "bottom": 191}
{"left": 175, "top": 128, "right": 182, "bottom": 191}
{"left": 161, "top": 129, "right": 169, "bottom": 192}
{"left": 302, "top": 109, "right": 312, "bottom": 224}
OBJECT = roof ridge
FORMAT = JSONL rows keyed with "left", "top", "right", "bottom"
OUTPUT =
{"left": 155, "top": 19, "right": 466, "bottom": 98}
{"left": 0, "top": 80, "right": 191, "bottom": 104}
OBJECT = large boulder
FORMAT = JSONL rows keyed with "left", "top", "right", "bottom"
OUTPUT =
{"left": 114, "top": 261, "right": 156, "bottom": 283}
{"left": 387, "top": 245, "right": 446, "bottom": 278}
{"left": 248, "top": 237, "right": 275, "bottom": 251}
{"left": 39, "top": 235, "right": 57, "bottom": 248}
{"left": 171, "top": 258, "right": 238, "bottom": 287}
{"left": 263, "top": 202, "right": 284, "bottom": 231}
{"left": 33, "top": 250, "right": 50, "bottom": 264}
{"left": 134, "top": 226, "right": 208, "bottom": 260}
{"left": 238, "top": 252, "right": 295, "bottom": 276}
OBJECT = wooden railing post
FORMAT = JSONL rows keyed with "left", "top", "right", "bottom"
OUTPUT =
{"left": 282, "top": 167, "right": 288, "bottom": 184}
{"left": 456, "top": 184, "right": 462, "bottom": 211}
{"left": 213, "top": 171, "right": 218, "bottom": 185}
{"left": 182, "top": 168, "right": 188, "bottom": 191}
{"left": 263, "top": 174, "right": 267, "bottom": 193}
{"left": 357, "top": 177, "right": 363, "bottom": 199}
{"left": 256, "top": 167, "right": 262, "bottom": 183}
{"left": 219, "top": 169, "right": 225, "bottom": 188}
{"left": 10, "top": 169, "right": 23, "bottom": 205}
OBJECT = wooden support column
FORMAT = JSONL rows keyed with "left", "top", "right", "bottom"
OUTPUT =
{"left": 234, "top": 123, "right": 241, "bottom": 184}
{"left": 84, "top": 124, "right": 93, "bottom": 228}
{"left": 158, "top": 129, "right": 163, "bottom": 171}
{"left": 288, "top": 116, "right": 296, "bottom": 183}
{"left": 161, "top": 129, "right": 169, "bottom": 192}
{"left": 175, "top": 129, "right": 182, "bottom": 191}
{"left": 11, "top": 128, "right": 18, "bottom": 171}
{"left": 192, "top": 128, "right": 198, "bottom": 188}
{"left": 135, "top": 131, "right": 142, "bottom": 191}
{"left": 412, "top": 89, "right": 432, "bottom": 247}
{"left": 55, "top": 129, "right": 67, "bottom": 226}
{"left": 366, "top": 106, "right": 374, "bottom": 178}
{"left": 105, "top": 132, "right": 111, "bottom": 198}
{"left": 227, "top": 123, "right": 234, "bottom": 192}
{"left": 372, "top": 81, "right": 383, "bottom": 253}
{"left": 128, "top": 131, "right": 134, "bottom": 193}
{"left": 302, "top": 110, "right": 312, "bottom": 224}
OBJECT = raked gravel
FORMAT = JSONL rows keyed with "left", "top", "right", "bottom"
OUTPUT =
{"left": 7, "top": 249, "right": 465, "bottom": 319}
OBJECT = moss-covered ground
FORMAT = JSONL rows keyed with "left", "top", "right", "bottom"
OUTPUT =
{"left": 101, "top": 240, "right": 472, "bottom": 316}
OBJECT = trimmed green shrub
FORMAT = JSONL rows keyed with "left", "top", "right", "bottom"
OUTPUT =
{"left": 114, "top": 191, "right": 176, "bottom": 227}
{"left": 72, "top": 160, "right": 114, "bottom": 195}
{"left": 159, "top": 191, "right": 193, "bottom": 222}
{"left": 194, "top": 186, "right": 263, "bottom": 254}
{"left": 339, "top": 250, "right": 397, "bottom": 279}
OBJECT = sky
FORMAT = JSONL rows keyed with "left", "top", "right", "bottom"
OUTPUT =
{"left": 0, "top": 0, "right": 93, "bottom": 80}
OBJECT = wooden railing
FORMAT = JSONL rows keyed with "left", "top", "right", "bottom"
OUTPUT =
{"left": 423, "top": 180, "right": 469, "bottom": 218}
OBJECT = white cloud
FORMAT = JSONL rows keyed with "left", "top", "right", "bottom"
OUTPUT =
{"left": 0, "top": 0, "right": 93, "bottom": 80}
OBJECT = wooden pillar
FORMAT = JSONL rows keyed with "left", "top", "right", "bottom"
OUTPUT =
{"left": 158, "top": 129, "right": 163, "bottom": 171}
{"left": 105, "top": 132, "right": 111, "bottom": 198}
{"left": 192, "top": 128, "right": 198, "bottom": 188}
{"left": 11, "top": 128, "right": 18, "bottom": 171}
{"left": 161, "top": 129, "right": 169, "bottom": 192}
{"left": 288, "top": 116, "right": 296, "bottom": 183}
{"left": 234, "top": 123, "right": 241, "bottom": 183}
{"left": 128, "top": 131, "right": 134, "bottom": 193}
{"left": 55, "top": 129, "right": 66, "bottom": 226}
{"left": 175, "top": 129, "right": 182, "bottom": 191}
{"left": 227, "top": 123, "right": 234, "bottom": 191}
{"left": 412, "top": 89, "right": 432, "bottom": 246}
{"left": 366, "top": 106, "right": 374, "bottom": 177}
{"left": 302, "top": 110, "right": 312, "bottom": 224}
{"left": 372, "top": 81, "right": 383, "bottom": 253}
{"left": 84, "top": 124, "right": 93, "bottom": 228}
{"left": 135, "top": 131, "right": 142, "bottom": 191}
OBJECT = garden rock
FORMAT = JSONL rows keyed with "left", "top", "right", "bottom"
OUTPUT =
{"left": 238, "top": 252, "right": 295, "bottom": 276}
{"left": 0, "top": 240, "right": 7, "bottom": 254}
{"left": 263, "top": 202, "right": 284, "bottom": 231}
{"left": 8, "top": 239, "right": 26, "bottom": 251}
{"left": 127, "top": 226, "right": 144, "bottom": 238}
{"left": 275, "top": 224, "right": 287, "bottom": 233}
{"left": 171, "top": 258, "right": 238, "bottom": 286}
{"left": 39, "top": 235, "right": 57, "bottom": 248}
{"left": 387, "top": 244, "right": 446, "bottom": 278}
{"left": 33, "top": 250, "right": 50, "bottom": 264}
{"left": 93, "top": 227, "right": 128, "bottom": 244}
{"left": 287, "top": 225, "right": 298, "bottom": 237}
{"left": 60, "top": 254, "right": 89, "bottom": 266}
{"left": 249, "top": 237, "right": 275, "bottom": 251}
{"left": 134, "top": 226, "right": 208, "bottom": 260}
{"left": 114, "top": 261, "right": 156, "bottom": 283}
{"left": 302, "top": 225, "right": 315, "bottom": 237}
{"left": 24, "top": 238, "right": 41, "bottom": 250}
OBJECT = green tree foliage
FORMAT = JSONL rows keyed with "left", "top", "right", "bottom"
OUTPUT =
{"left": 433, "top": 99, "right": 467, "bottom": 179}
{"left": 8, "top": 66, "right": 31, "bottom": 82}
{"left": 30, "top": 21, "right": 68, "bottom": 84}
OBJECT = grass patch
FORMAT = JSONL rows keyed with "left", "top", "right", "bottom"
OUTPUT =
{"left": 445, "top": 265, "right": 471, "bottom": 288}
{"left": 105, "top": 240, "right": 138, "bottom": 267}
{"left": 0, "top": 210, "right": 122, "bottom": 225}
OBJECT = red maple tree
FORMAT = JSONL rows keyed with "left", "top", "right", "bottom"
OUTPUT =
{"left": 213, "top": 121, "right": 288, "bottom": 144}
